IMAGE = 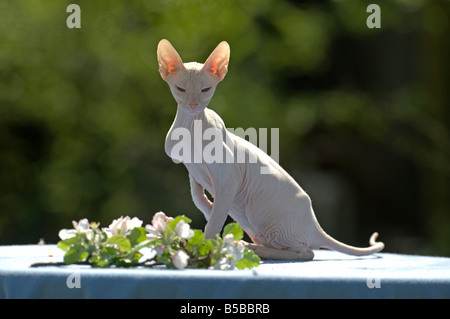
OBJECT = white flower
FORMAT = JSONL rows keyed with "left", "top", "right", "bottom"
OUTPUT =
{"left": 211, "top": 257, "right": 235, "bottom": 270}
{"left": 138, "top": 247, "right": 156, "bottom": 263}
{"left": 145, "top": 212, "right": 174, "bottom": 239}
{"left": 175, "top": 220, "right": 194, "bottom": 239}
{"left": 103, "top": 216, "right": 143, "bottom": 238}
{"left": 58, "top": 218, "right": 92, "bottom": 240}
{"left": 233, "top": 241, "right": 245, "bottom": 261}
{"left": 210, "top": 233, "right": 244, "bottom": 270}
{"left": 145, "top": 224, "right": 159, "bottom": 239}
{"left": 58, "top": 228, "right": 76, "bottom": 240}
{"left": 222, "top": 234, "right": 245, "bottom": 262}
{"left": 224, "top": 234, "right": 234, "bottom": 246}
{"left": 74, "top": 219, "right": 90, "bottom": 232}
{"left": 172, "top": 250, "right": 189, "bottom": 269}
{"left": 153, "top": 212, "right": 173, "bottom": 233}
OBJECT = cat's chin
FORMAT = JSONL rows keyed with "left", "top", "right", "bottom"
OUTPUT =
{"left": 180, "top": 106, "right": 205, "bottom": 115}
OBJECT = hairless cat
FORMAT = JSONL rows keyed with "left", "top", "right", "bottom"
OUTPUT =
{"left": 157, "top": 39, "right": 384, "bottom": 260}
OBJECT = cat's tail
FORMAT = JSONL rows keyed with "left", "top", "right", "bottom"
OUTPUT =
{"left": 319, "top": 231, "right": 384, "bottom": 256}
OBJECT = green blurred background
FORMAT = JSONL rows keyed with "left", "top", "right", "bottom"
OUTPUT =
{"left": 1, "top": 0, "right": 449, "bottom": 256}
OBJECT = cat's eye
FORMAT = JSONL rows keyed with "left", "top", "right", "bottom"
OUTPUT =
{"left": 176, "top": 86, "right": 186, "bottom": 92}
{"left": 201, "top": 87, "right": 212, "bottom": 93}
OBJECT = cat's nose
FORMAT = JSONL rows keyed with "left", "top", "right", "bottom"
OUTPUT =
{"left": 189, "top": 103, "right": 198, "bottom": 110}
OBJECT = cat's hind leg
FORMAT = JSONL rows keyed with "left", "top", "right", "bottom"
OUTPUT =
{"left": 243, "top": 241, "right": 314, "bottom": 261}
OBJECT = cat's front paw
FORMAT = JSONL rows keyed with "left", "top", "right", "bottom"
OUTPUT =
{"left": 204, "top": 224, "right": 218, "bottom": 240}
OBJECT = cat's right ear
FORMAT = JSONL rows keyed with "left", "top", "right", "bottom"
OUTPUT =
{"left": 157, "top": 39, "right": 185, "bottom": 81}
{"left": 202, "top": 41, "right": 230, "bottom": 82}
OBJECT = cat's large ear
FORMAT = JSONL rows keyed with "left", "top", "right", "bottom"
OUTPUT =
{"left": 202, "top": 41, "right": 230, "bottom": 82}
{"left": 157, "top": 39, "right": 185, "bottom": 81}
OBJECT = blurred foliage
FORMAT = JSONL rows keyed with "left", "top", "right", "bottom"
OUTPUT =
{"left": 0, "top": 0, "right": 449, "bottom": 255}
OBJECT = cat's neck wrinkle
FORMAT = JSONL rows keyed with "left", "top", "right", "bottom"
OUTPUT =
{"left": 173, "top": 104, "right": 206, "bottom": 127}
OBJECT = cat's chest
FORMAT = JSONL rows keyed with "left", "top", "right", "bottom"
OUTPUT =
{"left": 164, "top": 109, "right": 226, "bottom": 195}
{"left": 165, "top": 117, "right": 206, "bottom": 164}
{"left": 165, "top": 128, "right": 216, "bottom": 196}
{"left": 164, "top": 109, "right": 225, "bottom": 164}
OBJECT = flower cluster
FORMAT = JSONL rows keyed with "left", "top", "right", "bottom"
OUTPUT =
{"left": 213, "top": 234, "right": 245, "bottom": 270}
{"left": 57, "top": 212, "right": 260, "bottom": 270}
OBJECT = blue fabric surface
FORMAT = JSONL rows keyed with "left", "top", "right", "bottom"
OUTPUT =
{"left": 0, "top": 245, "right": 449, "bottom": 299}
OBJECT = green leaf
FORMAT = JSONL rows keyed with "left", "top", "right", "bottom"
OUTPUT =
{"left": 57, "top": 236, "right": 82, "bottom": 252}
{"left": 64, "top": 245, "right": 88, "bottom": 265}
{"left": 235, "top": 249, "right": 261, "bottom": 270}
{"left": 102, "top": 246, "right": 118, "bottom": 257}
{"left": 92, "top": 247, "right": 119, "bottom": 268}
{"left": 128, "top": 252, "right": 143, "bottom": 264}
{"left": 57, "top": 242, "right": 70, "bottom": 252}
{"left": 127, "top": 227, "right": 147, "bottom": 246}
{"left": 107, "top": 234, "right": 131, "bottom": 252}
{"left": 187, "top": 229, "right": 204, "bottom": 246}
{"left": 198, "top": 239, "right": 215, "bottom": 256}
{"left": 130, "top": 239, "right": 153, "bottom": 253}
{"left": 222, "top": 222, "right": 244, "bottom": 241}
{"left": 167, "top": 215, "right": 192, "bottom": 230}
{"left": 114, "top": 257, "right": 135, "bottom": 268}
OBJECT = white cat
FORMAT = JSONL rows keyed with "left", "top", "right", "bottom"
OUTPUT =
{"left": 157, "top": 39, "right": 384, "bottom": 260}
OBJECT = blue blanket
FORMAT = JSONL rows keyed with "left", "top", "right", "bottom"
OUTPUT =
{"left": 0, "top": 245, "right": 449, "bottom": 298}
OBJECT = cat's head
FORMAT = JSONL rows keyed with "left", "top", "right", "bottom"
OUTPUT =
{"left": 157, "top": 39, "right": 230, "bottom": 114}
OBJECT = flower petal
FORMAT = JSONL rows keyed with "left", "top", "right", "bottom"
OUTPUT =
{"left": 224, "top": 234, "right": 234, "bottom": 246}
{"left": 172, "top": 250, "right": 189, "bottom": 269}
{"left": 58, "top": 229, "right": 77, "bottom": 240}
{"left": 77, "top": 218, "right": 90, "bottom": 232}
{"left": 145, "top": 224, "right": 160, "bottom": 239}
{"left": 175, "top": 220, "right": 193, "bottom": 239}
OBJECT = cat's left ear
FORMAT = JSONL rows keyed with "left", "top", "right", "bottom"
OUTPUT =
{"left": 202, "top": 41, "right": 230, "bottom": 82}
